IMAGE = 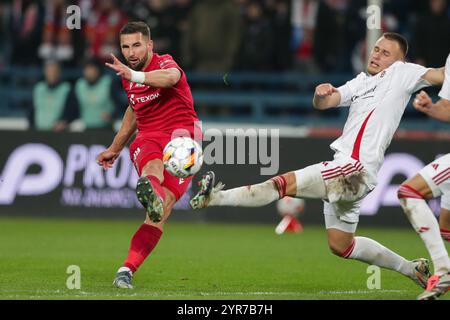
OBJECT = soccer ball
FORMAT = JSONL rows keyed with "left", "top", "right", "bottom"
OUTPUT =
{"left": 276, "top": 197, "right": 305, "bottom": 217}
{"left": 163, "top": 137, "right": 203, "bottom": 178}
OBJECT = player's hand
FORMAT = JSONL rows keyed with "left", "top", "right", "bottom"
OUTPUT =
{"left": 315, "top": 83, "right": 339, "bottom": 97}
{"left": 413, "top": 90, "right": 433, "bottom": 114}
{"left": 96, "top": 149, "right": 120, "bottom": 170}
{"left": 105, "top": 53, "right": 132, "bottom": 80}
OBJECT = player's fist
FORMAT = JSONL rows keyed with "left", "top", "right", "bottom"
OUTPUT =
{"left": 315, "top": 83, "right": 338, "bottom": 97}
{"left": 105, "top": 53, "right": 132, "bottom": 80}
{"left": 413, "top": 90, "right": 432, "bottom": 113}
{"left": 96, "top": 149, "right": 120, "bottom": 170}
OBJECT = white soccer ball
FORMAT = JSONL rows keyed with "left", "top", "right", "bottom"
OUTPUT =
{"left": 163, "top": 137, "right": 203, "bottom": 178}
{"left": 276, "top": 197, "right": 305, "bottom": 217}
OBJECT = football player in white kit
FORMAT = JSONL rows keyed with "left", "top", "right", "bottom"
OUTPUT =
{"left": 398, "top": 53, "right": 450, "bottom": 300}
{"left": 190, "top": 33, "right": 445, "bottom": 292}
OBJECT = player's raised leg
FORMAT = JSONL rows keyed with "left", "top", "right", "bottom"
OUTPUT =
{"left": 136, "top": 158, "right": 167, "bottom": 223}
{"left": 190, "top": 163, "right": 327, "bottom": 209}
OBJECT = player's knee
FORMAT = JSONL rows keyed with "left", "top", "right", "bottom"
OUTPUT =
{"left": 397, "top": 183, "right": 425, "bottom": 200}
{"left": 328, "top": 238, "right": 355, "bottom": 259}
{"left": 328, "top": 243, "right": 343, "bottom": 257}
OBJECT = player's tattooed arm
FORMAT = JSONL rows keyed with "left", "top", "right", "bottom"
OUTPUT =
{"left": 96, "top": 106, "right": 136, "bottom": 169}
{"left": 106, "top": 53, "right": 181, "bottom": 88}
{"left": 313, "top": 83, "right": 341, "bottom": 110}
{"left": 421, "top": 67, "right": 444, "bottom": 86}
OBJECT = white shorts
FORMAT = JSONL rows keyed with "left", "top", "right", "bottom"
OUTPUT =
{"left": 294, "top": 157, "right": 373, "bottom": 231}
{"left": 419, "top": 153, "right": 450, "bottom": 210}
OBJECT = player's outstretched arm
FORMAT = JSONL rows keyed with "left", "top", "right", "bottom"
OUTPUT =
{"left": 96, "top": 106, "right": 136, "bottom": 169}
{"left": 413, "top": 90, "right": 450, "bottom": 123}
{"left": 421, "top": 67, "right": 445, "bottom": 86}
{"left": 105, "top": 53, "right": 181, "bottom": 88}
{"left": 313, "top": 83, "right": 341, "bottom": 110}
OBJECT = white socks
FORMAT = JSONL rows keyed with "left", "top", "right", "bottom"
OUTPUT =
{"left": 399, "top": 197, "right": 450, "bottom": 275}
{"left": 118, "top": 266, "right": 133, "bottom": 275}
{"left": 348, "top": 236, "right": 414, "bottom": 277}
{"left": 209, "top": 180, "right": 280, "bottom": 207}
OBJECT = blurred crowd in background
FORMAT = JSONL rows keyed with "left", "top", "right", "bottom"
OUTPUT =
{"left": 1, "top": 0, "right": 449, "bottom": 72}
{"left": 0, "top": 0, "right": 449, "bottom": 131}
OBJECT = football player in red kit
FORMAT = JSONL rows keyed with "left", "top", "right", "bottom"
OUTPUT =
{"left": 97, "top": 21, "right": 201, "bottom": 289}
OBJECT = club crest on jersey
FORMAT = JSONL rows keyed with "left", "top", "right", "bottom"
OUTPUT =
{"left": 432, "top": 163, "right": 439, "bottom": 170}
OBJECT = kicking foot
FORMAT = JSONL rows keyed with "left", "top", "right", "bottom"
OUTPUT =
{"left": 113, "top": 270, "right": 134, "bottom": 289}
{"left": 190, "top": 171, "right": 223, "bottom": 209}
{"left": 417, "top": 272, "right": 450, "bottom": 300}
{"left": 410, "top": 258, "right": 431, "bottom": 289}
{"left": 136, "top": 176, "right": 164, "bottom": 223}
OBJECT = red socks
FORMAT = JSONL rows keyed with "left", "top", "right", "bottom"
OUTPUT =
{"left": 441, "top": 228, "right": 450, "bottom": 242}
{"left": 146, "top": 175, "right": 166, "bottom": 201}
{"left": 123, "top": 224, "right": 163, "bottom": 273}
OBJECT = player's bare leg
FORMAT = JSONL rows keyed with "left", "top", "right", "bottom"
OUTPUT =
{"left": 398, "top": 174, "right": 450, "bottom": 299}
{"left": 114, "top": 187, "right": 176, "bottom": 289}
{"left": 137, "top": 159, "right": 167, "bottom": 223}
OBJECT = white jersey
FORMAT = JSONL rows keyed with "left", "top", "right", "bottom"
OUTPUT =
{"left": 439, "top": 54, "right": 450, "bottom": 100}
{"left": 331, "top": 61, "right": 430, "bottom": 187}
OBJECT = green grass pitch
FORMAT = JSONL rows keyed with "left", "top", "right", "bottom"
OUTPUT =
{"left": 0, "top": 217, "right": 448, "bottom": 300}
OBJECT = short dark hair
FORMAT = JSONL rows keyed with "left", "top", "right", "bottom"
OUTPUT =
{"left": 120, "top": 21, "right": 151, "bottom": 39}
{"left": 382, "top": 32, "right": 408, "bottom": 58}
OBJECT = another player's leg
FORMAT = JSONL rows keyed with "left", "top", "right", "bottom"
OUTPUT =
{"left": 136, "top": 159, "right": 167, "bottom": 223}
{"left": 113, "top": 187, "right": 176, "bottom": 289}
{"left": 325, "top": 206, "right": 431, "bottom": 290}
{"left": 398, "top": 173, "right": 450, "bottom": 299}
{"left": 440, "top": 208, "right": 450, "bottom": 242}
{"left": 190, "top": 164, "right": 327, "bottom": 209}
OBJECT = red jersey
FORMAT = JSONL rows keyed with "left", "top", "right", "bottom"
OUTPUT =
{"left": 122, "top": 53, "right": 199, "bottom": 135}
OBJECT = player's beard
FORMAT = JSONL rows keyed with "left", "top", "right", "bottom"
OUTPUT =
{"left": 128, "top": 52, "right": 149, "bottom": 71}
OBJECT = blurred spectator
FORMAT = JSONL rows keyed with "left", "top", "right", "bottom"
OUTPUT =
{"left": 235, "top": 1, "right": 273, "bottom": 71}
{"left": 124, "top": 0, "right": 177, "bottom": 56}
{"left": 38, "top": 0, "right": 83, "bottom": 66}
{"left": 30, "top": 60, "right": 71, "bottom": 130}
{"left": 0, "top": 2, "right": 11, "bottom": 68}
{"left": 170, "top": 0, "right": 194, "bottom": 61}
{"left": 268, "top": 0, "right": 292, "bottom": 71}
{"left": 9, "top": 0, "right": 45, "bottom": 65}
{"left": 84, "top": 0, "right": 128, "bottom": 62}
{"left": 291, "top": 0, "right": 319, "bottom": 73}
{"left": 313, "top": 0, "right": 350, "bottom": 73}
{"left": 182, "top": 0, "right": 241, "bottom": 72}
{"left": 412, "top": 0, "right": 450, "bottom": 67}
{"left": 57, "top": 58, "right": 119, "bottom": 131}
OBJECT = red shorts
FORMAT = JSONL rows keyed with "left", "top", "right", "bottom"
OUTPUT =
{"left": 129, "top": 131, "right": 198, "bottom": 200}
